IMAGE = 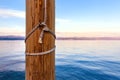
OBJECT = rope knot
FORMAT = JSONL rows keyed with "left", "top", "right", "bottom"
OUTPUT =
{"left": 40, "top": 22, "right": 46, "bottom": 26}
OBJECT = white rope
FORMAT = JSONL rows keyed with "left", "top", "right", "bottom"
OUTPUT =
{"left": 39, "top": 25, "right": 56, "bottom": 43}
{"left": 25, "top": 22, "right": 45, "bottom": 42}
{"left": 26, "top": 46, "right": 56, "bottom": 56}
{"left": 25, "top": 0, "right": 56, "bottom": 56}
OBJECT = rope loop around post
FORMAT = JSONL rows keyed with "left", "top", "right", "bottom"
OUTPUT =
{"left": 26, "top": 46, "right": 56, "bottom": 56}
{"left": 25, "top": 22, "right": 56, "bottom": 56}
{"left": 25, "top": 0, "right": 55, "bottom": 56}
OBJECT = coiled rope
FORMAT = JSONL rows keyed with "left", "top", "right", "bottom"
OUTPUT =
{"left": 25, "top": 0, "right": 56, "bottom": 56}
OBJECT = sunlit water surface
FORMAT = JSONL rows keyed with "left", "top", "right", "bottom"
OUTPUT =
{"left": 0, "top": 40, "right": 120, "bottom": 80}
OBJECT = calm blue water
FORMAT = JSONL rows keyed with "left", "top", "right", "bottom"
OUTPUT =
{"left": 0, "top": 40, "right": 120, "bottom": 80}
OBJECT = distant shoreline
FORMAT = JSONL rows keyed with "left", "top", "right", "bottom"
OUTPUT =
{"left": 57, "top": 37, "right": 120, "bottom": 40}
{"left": 0, "top": 36, "right": 120, "bottom": 40}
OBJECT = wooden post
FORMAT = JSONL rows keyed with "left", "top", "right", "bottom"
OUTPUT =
{"left": 26, "top": 0, "right": 55, "bottom": 80}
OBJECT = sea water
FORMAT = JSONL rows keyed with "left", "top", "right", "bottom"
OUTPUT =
{"left": 0, "top": 40, "right": 120, "bottom": 80}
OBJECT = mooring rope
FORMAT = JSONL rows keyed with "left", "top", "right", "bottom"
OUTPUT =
{"left": 26, "top": 46, "right": 56, "bottom": 56}
{"left": 25, "top": 0, "right": 56, "bottom": 56}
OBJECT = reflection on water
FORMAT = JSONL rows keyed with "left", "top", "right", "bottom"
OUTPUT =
{"left": 0, "top": 40, "right": 120, "bottom": 80}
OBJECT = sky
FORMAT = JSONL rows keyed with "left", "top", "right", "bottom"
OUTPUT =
{"left": 0, "top": 0, "right": 120, "bottom": 37}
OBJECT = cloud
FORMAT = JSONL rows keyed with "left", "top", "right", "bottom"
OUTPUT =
{"left": 56, "top": 32, "right": 120, "bottom": 37}
{"left": 0, "top": 8, "right": 25, "bottom": 18}
{"left": 0, "top": 26, "right": 25, "bottom": 36}
{"left": 56, "top": 18, "right": 71, "bottom": 23}
{"left": 55, "top": 18, "right": 120, "bottom": 32}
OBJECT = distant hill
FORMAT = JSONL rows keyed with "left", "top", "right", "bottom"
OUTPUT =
{"left": 0, "top": 36, "right": 120, "bottom": 40}
{"left": 0, "top": 36, "right": 24, "bottom": 40}
{"left": 57, "top": 37, "right": 120, "bottom": 40}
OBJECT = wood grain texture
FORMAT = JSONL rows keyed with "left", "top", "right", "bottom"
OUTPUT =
{"left": 26, "top": 0, "right": 55, "bottom": 80}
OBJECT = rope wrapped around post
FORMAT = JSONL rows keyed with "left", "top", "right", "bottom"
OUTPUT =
{"left": 25, "top": 0, "right": 56, "bottom": 56}
{"left": 25, "top": 22, "right": 56, "bottom": 56}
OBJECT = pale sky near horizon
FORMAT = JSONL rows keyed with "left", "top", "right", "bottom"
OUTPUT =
{"left": 0, "top": 0, "right": 120, "bottom": 37}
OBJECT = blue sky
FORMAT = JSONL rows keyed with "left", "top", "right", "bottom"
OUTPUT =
{"left": 0, "top": 0, "right": 120, "bottom": 36}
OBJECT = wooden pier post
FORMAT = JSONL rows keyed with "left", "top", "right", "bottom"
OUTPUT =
{"left": 26, "top": 0, "right": 55, "bottom": 80}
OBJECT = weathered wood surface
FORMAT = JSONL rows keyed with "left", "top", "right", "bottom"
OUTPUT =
{"left": 26, "top": 0, "right": 55, "bottom": 80}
